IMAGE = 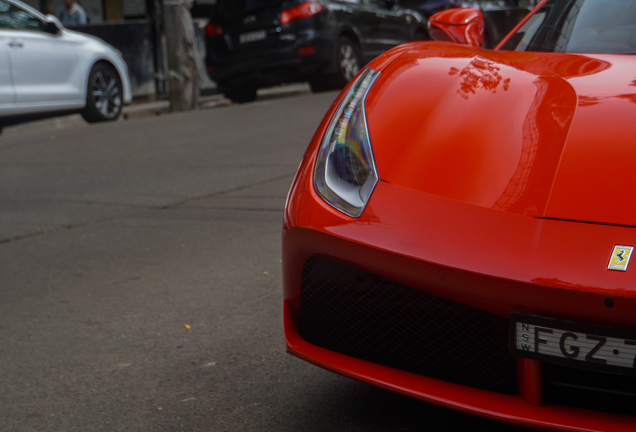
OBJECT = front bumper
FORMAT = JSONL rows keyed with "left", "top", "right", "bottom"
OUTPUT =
{"left": 285, "top": 299, "right": 636, "bottom": 431}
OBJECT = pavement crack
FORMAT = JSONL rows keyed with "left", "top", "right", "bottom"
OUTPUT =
{"left": 175, "top": 207, "right": 284, "bottom": 212}
{"left": 161, "top": 173, "right": 294, "bottom": 209}
{"left": 214, "top": 195, "right": 288, "bottom": 199}
{"left": 47, "top": 199, "right": 158, "bottom": 210}
{"left": 0, "top": 218, "right": 114, "bottom": 245}
{"left": 112, "top": 276, "right": 142, "bottom": 286}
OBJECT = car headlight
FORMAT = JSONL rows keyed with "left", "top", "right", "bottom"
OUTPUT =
{"left": 314, "top": 68, "right": 380, "bottom": 217}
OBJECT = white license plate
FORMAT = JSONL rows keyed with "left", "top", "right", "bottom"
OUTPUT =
{"left": 510, "top": 312, "right": 636, "bottom": 374}
{"left": 239, "top": 30, "right": 267, "bottom": 44}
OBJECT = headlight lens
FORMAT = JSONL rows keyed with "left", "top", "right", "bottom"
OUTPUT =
{"left": 314, "top": 68, "right": 380, "bottom": 217}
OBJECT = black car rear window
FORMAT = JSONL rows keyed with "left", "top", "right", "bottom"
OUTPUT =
{"left": 245, "top": 0, "right": 284, "bottom": 10}
{"left": 215, "top": 0, "right": 285, "bottom": 17}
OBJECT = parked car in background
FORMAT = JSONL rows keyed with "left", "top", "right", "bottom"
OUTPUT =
{"left": 0, "top": 0, "right": 132, "bottom": 132}
{"left": 397, "top": 0, "right": 453, "bottom": 17}
{"left": 205, "top": 0, "right": 429, "bottom": 103}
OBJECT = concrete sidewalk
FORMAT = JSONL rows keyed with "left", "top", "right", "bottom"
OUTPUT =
{"left": 2, "top": 83, "right": 312, "bottom": 137}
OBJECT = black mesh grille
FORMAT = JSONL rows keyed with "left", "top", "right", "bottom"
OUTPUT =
{"left": 299, "top": 257, "right": 518, "bottom": 395}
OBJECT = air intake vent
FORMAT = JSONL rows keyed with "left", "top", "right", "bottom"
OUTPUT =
{"left": 300, "top": 257, "right": 518, "bottom": 395}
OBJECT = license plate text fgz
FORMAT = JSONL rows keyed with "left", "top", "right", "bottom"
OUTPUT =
{"left": 514, "top": 321, "right": 636, "bottom": 369}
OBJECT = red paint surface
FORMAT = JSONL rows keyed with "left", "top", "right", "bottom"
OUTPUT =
{"left": 518, "top": 358, "right": 543, "bottom": 406}
{"left": 366, "top": 44, "right": 636, "bottom": 227}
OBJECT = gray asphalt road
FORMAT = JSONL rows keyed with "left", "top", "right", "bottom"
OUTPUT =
{"left": 0, "top": 93, "right": 532, "bottom": 431}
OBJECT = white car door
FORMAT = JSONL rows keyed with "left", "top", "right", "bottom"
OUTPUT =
{"left": 0, "top": 0, "right": 83, "bottom": 106}
{"left": 0, "top": 32, "right": 15, "bottom": 108}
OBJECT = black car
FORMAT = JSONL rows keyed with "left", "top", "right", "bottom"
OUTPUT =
{"left": 205, "top": 0, "right": 428, "bottom": 102}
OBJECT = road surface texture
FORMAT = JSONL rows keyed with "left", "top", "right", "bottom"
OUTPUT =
{"left": 0, "top": 92, "right": 532, "bottom": 431}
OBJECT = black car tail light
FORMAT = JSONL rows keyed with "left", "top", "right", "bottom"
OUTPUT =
{"left": 205, "top": 23, "right": 223, "bottom": 38}
{"left": 298, "top": 46, "right": 316, "bottom": 55}
{"left": 280, "top": 1, "right": 323, "bottom": 25}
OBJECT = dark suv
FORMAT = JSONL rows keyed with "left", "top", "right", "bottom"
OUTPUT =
{"left": 205, "top": 0, "right": 428, "bottom": 102}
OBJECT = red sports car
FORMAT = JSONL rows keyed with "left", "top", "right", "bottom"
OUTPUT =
{"left": 283, "top": 0, "right": 636, "bottom": 430}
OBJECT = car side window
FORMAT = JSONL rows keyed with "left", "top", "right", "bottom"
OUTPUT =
{"left": 0, "top": 0, "right": 46, "bottom": 32}
{"left": 365, "top": 0, "right": 390, "bottom": 8}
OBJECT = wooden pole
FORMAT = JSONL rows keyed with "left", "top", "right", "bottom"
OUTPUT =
{"left": 162, "top": 0, "right": 199, "bottom": 112}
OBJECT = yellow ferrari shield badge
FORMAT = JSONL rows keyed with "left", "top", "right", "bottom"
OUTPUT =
{"left": 608, "top": 245, "right": 634, "bottom": 271}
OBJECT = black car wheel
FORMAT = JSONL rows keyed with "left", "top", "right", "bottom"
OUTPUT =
{"left": 335, "top": 36, "right": 361, "bottom": 86}
{"left": 219, "top": 83, "right": 257, "bottom": 104}
{"left": 81, "top": 63, "right": 123, "bottom": 123}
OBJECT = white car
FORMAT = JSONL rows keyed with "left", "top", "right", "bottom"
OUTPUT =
{"left": 0, "top": 0, "right": 132, "bottom": 131}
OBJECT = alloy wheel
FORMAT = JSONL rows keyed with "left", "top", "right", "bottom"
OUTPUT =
{"left": 90, "top": 70, "right": 122, "bottom": 119}
{"left": 339, "top": 42, "right": 360, "bottom": 82}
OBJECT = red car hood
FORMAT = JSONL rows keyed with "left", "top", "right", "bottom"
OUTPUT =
{"left": 367, "top": 42, "right": 636, "bottom": 227}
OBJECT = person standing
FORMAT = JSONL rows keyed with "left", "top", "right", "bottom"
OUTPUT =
{"left": 58, "top": 0, "right": 87, "bottom": 26}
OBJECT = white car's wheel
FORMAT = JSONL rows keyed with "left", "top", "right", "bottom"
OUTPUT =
{"left": 81, "top": 63, "right": 123, "bottom": 123}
